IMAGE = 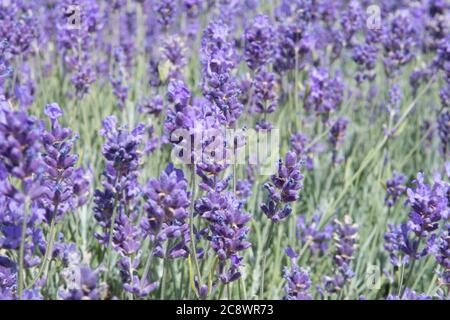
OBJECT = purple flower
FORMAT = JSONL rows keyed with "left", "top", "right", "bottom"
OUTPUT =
{"left": 410, "top": 68, "right": 432, "bottom": 96}
{"left": 304, "top": 68, "right": 344, "bottom": 119}
{"left": 252, "top": 69, "right": 278, "bottom": 118}
{"left": 290, "top": 132, "right": 316, "bottom": 171}
{"left": 0, "top": 107, "right": 43, "bottom": 181}
{"left": 0, "top": 255, "right": 16, "bottom": 299}
{"left": 71, "top": 63, "right": 96, "bottom": 99}
{"left": 435, "top": 224, "right": 450, "bottom": 285}
{"left": 110, "top": 47, "right": 129, "bottom": 110}
{"left": 406, "top": 172, "right": 448, "bottom": 238}
{"left": 200, "top": 21, "right": 243, "bottom": 127}
{"left": 195, "top": 191, "right": 251, "bottom": 283}
{"left": 297, "top": 215, "right": 333, "bottom": 256}
{"left": 437, "top": 110, "right": 449, "bottom": 156}
{"left": 243, "top": 14, "right": 275, "bottom": 70}
{"left": 141, "top": 164, "right": 190, "bottom": 259}
{"left": 236, "top": 179, "right": 253, "bottom": 203}
{"left": 161, "top": 36, "right": 187, "bottom": 81}
{"left": 340, "top": 1, "right": 364, "bottom": 46}
{"left": 352, "top": 43, "right": 378, "bottom": 84}
{"left": 39, "top": 103, "right": 89, "bottom": 223}
{"left": 283, "top": 248, "right": 312, "bottom": 300}
{"left": 273, "top": 3, "right": 312, "bottom": 74}
{"left": 382, "top": 13, "right": 417, "bottom": 78}
{"left": 384, "top": 223, "right": 422, "bottom": 267}
{"left": 385, "top": 168, "right": 449, "bottom": 267}
{"left": 385, "top": 172, "right": 407, "bottom": 207}
{"left": 93, "top": 116, "right": 144, "bottom": 256}
{"left": 387, "top": 288, "right": 432, "bottom": 300}
{"left": 59, "top": 265, "right": 103, "bottom": 300}
{"left": 324, "top": 215, "right": 358, "bottom": 293}
{"left": 153, "top": 0, "right": 177, "bottom": 30}
{"left": 261, "top": 151, "right": 304, "bottom": 222}
{"left": 328, "top": 117, "right": 348, "bottom": 165}
{"left": 138, "top": 95, "right": 164, "bottom": 117}
{"left": 0, "top": 41, "right": 13, "bottom": 93}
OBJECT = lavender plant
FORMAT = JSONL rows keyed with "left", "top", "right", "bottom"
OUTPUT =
{"left": 0, "top": 0, "right": 449, "bottom": 301}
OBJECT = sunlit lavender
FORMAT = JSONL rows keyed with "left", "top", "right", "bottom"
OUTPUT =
{"left": 0, "top": 0, "right": 449, "bottom": 300}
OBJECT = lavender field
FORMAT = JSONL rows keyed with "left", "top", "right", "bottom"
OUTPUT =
{"left": 0, "top": 0, "right": 449, "bottom": 301}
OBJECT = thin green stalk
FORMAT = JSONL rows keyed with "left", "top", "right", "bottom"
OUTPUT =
{"left": 259, "top": 222, "right": 276, "bottom": 299}
{"left": 160, "top": 243, "right": 170, "bottom": 299}
{"left": 18, "top": 197, "right": 31, "bottom": 299}
{"left": 188, "top": 167, "right": 202, "bottom": 297}
{"left": 32, "top": 215, "right": 58, "bottom": 285}
{"left": 140, "top": 239, "right": 156, "bottom": 291}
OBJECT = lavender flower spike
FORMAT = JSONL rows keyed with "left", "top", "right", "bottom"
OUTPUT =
{"left": 261, "top": 151, "right": 304, "bottom": 223}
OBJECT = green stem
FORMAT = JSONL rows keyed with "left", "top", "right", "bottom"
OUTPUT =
{"left": 35, "top": 219, "right": 57, "bottom": 284}
{"left": 160, "top": 243, "right": 170, "bottom": 299}
{"left": 32, "top": 204, "right": 59, "bottom": 286}
{"left": 140, "top": 239, "right": 157, "bottom": 291}
{"left": 189, "top": 167, "right": 202, "bottom": 296}
{"left": 18, "top": 197, "right": 31, "bottom": 299}
{"left": 259, "top": 223, "right": 276, "bottom": 299}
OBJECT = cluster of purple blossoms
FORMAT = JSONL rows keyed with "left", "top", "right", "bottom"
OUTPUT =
{"left": 422, "top": 0, "right": 449, "bottom": 51}
{"left": 339, "top": 0, "right": 364, "bottom": 47}
{"left": 283, "top": 248, "right": 312, "bottom": 300}
{"left": 384, "top": 223, "right": 423, "bottom": 267}
{"left": 56, "top": 0, "right": 100, "bottom": 99}
{"left": 297, "top": 215, "right": 333, "bottom": 256}
{"left": 183, "top": 0, "right": 203, "bottom": 19}
{"left": 435, "top": 224, "right": 450, "bottom": 286}
{"left": 273, "top": 1, "right": 312, "bottom": 74}
{"left": 0, "top": 2, "right": 38, "bottom": 107}
{"left": 161, "top": 36, "right": 188, "bottom": 82}
{"left": 437, "top": 110, "right": 449, "bottom": 156}
{"left": 110, "top": 48, "right": 129, "bottom": 110}
{"left": 323, "top": 216, "right": 358, "bottom": 293}
{"left": 154, "top": 0, "right": 177, "bottom": 31}
{"left": 58, "top": 245, "right": 104, "bottom": 300}
{"left": 382, "top": 13, "right": 417, "bottom": 78}
{"left": 384, "top": 170, "right": 449, "bottom": 268}
{"left": 253, "top": 69, "right": 278, "bottom": 130}
{"left": 406, "top": 172, "right": 448, "bottom": 238}
{"left": 0, "top": 102, "right": 91, "bottom": 299}
{"left": 435, "top": 36, "right": 450, "bottom": 108}
{"left": 328, "top": 117, "right": 348, "bottom": 165}
{"left": 164, "top": 79, "right": 197, "bottom": 145}
{"left": 0, "top": 1, "right": 37, "bottom": 56}
{"left": 0, "top": 41, "right": 13, "bottom": 95}
{"left": 39, "top": 103, "right": 89, "bottom": 223}
{"left": 93, "top": 116, "right": 144, "bottom": 252}
{"left": 93, "top": 116, "right": 154, "bottom": 296}
{"left": 0, "top": 105, "right": 46, "bottom": 298}
{"left": 195, "top": 191, "right": 251, "bottom": 284}
{"left": 261, "top": 151, "right": 304, "bottom": 223}
{"left": 387, "top": 84, "right": 403, "bottom": 115}
{"left": 141, "top": 164, "right": 190, "bottom": 259}
{"left": 0, "top": 255, "right": 17, "bottom": 299}
{"left": 59, "top": 265, "right": 103, "bottom": 300}
{"left": 352, "top": 43, "right": 379, "bottom": 84}
{"left": 290, "top": 132, "right": 318, "bottom": 171}
{"left": 387, "top": 288, "right": 432, "bottom": 300}
{"left": 200, "top": 21, "right": 243, "bottom": 127}
{"left": 410, "top": 68, "right": 433, "bottom": 97}
{"left": 243, "top": 14, "right": 276, "bottom": 71}
{"left": 118, "top": 9, "right": 137, "bottom": 70}
{"left": 138, "top": 95, "right": 164, "bottom": 118}
{"left": 304, "top": 68, "right": 344, "bottom": 119}
{"left": 385, "top": 171, "right": 407, "bottom": 207}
